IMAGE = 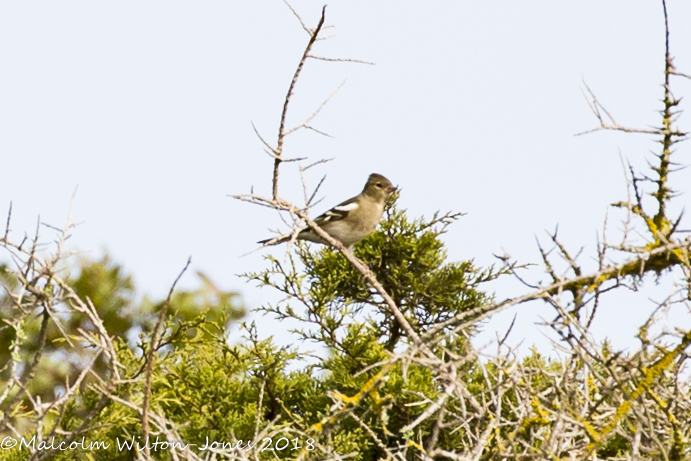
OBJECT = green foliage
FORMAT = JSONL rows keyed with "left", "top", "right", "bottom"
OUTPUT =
{"left": 70, "top": 255, "right": 136, "bottom": 336}
{"left": 250, "top": 196, "right": 501, "bottom": 352}
{"left": 235, "top": 197, "right": 506, "bottom": 457}
{"left": 1, "top": 200, "right": 504, "bottom": 460}
{"left": 6, "top": 199, "right": 686, "bottom": 460}
{"left": 0, "top": 254, "right": 244, "bottom": 449}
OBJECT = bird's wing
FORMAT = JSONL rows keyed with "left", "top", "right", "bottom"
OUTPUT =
{"left": 259, "top": 196, "right": 360, "bottom": 245}
{"left": 312, "top": 196, "right": 359, "bottom": 226}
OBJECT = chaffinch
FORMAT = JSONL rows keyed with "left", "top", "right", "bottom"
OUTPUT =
{"left": 259, "top": 173, "right": 396, "bottom": 250}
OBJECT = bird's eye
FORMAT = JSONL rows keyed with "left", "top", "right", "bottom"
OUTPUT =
{"left": 376, "top": 183, "right": 383, "bottom": 188}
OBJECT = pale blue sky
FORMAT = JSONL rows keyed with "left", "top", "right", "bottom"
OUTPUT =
{"left": 2, "top": 1, "right": 690, "bottom": 354}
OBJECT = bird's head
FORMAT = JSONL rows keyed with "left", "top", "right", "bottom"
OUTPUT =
{"left": 364, "top": 173, "right": 397, "bottom": 199}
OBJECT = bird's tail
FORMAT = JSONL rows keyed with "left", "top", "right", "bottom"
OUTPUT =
{"left": 257, "top": 235, "right": 290, "bottom": 246}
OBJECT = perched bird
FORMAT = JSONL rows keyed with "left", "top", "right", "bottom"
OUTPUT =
{"left": 259, "top": 173, "right": 396, "bottom": 250}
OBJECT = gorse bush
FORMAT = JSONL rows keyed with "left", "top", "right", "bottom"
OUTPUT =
{"left": 2, "top": 2, "right": 691, "bottom": 460}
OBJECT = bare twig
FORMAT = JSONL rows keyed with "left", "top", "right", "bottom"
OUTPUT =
{"left": 273, "top": 6, "right": 327, "bottom": 200}
{"left": 141, "top": 257, "right": 192, "bottom": 457}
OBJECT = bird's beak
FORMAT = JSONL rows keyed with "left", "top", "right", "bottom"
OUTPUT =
{"left": 387, "top": 185, "right": 398, "bottom": 194}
